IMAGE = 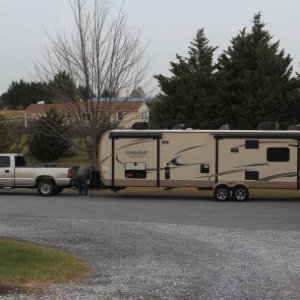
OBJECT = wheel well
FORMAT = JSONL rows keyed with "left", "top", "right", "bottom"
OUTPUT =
{"left": 36, "top": 176, "right": 55, "bottom": 187}
{"left": 214, "top": 182, "right": 250, "bottom": 191}
{"left": 232, "top": 183, "right": 250, "bottom": 190}
{"left": 213, "top": 183, "right": 229, "bottom": 191}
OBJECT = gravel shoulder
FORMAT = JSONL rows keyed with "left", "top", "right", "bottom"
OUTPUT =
{"left": 0, "top": 192, "right": 300, "bottom": 299}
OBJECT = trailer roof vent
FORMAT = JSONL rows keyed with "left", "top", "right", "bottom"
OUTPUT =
{"left": 219, "top": 124, "right": 230, "bottom": 130}
{"left": 173, "top": 124, "right": 186, "bottom": 129}
{"left": 257, "top": 122, "right": 280, "bottom": 130}
{"left": 132, "top": 122, "right": 149, "bottom": 130}
{"left": 288, "top": 124, "right": 300, "bottom": 131}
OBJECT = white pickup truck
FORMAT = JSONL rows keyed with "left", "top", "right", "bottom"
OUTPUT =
{"left": 0, "top": 154, "right": 75, "bottom": 196}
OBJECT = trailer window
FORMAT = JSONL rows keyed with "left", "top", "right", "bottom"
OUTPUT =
{"left": 267, "top": 148, "right": 290, "bottom": 162}
{"left": 0, "top": 156, "right": 10, "bottom": 168}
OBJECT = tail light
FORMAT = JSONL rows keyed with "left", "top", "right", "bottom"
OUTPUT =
{"left": 67, "top": 169, "right": 72, "bottom": 178}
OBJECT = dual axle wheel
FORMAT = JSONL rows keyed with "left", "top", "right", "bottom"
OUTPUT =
{"left": 214, "top": 185, "right": 249, "bottom": 202}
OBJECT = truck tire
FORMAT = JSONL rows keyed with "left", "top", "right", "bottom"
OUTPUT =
{"left": 37, "top": 180, "right": 55, "bottom": 196}
{"left": 232, "top": 185, "right": 249, "bottom": 202}
{"left": 214, "top": 185, "right": 230, "bottom": 201}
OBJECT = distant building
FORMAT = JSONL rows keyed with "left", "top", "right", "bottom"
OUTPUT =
{"left": 24, "top": 100, "right": 149, "bottom": 128}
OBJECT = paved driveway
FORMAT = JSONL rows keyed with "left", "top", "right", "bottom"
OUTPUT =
{"left": 0, "top": 190, "right": 300, "bottom": 299}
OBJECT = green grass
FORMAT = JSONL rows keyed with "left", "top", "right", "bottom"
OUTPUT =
{"left": 0, "top": 240, "right": 93, "bottom": 286}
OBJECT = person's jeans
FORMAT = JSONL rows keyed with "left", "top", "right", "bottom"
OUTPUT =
{"left": 77, "top": 175, "right": 88, "bottom": 196}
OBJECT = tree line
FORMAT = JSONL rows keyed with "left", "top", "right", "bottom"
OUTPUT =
{"left": 150, "top": 13, "right": 300, "bottom": 130}
{"left": 0, "top": 72, "right": 84, "bottom": 109}
{"left": 1, "top": 11, "right": 300, "bottom": 165}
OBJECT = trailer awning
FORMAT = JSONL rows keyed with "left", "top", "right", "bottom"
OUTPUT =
{"left": 213, "top": 132, "right": 300, "bottom": 139}
{"left": 109, "top": 132, "right": 162, "bottom": 139}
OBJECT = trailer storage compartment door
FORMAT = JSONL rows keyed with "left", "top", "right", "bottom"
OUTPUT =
{"left": 110, "top": 132, "right": 161, "bottom": 188}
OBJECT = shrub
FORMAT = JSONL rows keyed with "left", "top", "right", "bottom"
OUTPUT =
{"left": 28, "top": 108, "right": 71, "bottom": 161}
{"left": 0, "top": 115, "right": 12, "bottom": 152}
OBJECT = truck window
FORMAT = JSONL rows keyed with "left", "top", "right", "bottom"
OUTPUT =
{"left": 15, "top": 156, "right": 26, "bottom": 167}
{"left": 0, "top": 156, "right": 10, "bottom": 168}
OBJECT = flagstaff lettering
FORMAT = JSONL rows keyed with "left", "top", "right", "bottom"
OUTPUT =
{"left": 125, "top": 150, "right": 148, "bottom": 158}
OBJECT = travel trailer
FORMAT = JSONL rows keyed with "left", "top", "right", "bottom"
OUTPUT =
{"left": 99, "top": 129, "right": 300, "bottom": 201}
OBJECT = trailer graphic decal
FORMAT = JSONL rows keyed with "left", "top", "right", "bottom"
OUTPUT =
{"left": 100, "top": 139, "right": 151, "bottom": 164}
{"left": 125, "top": 150, "right": 148, "bottom": 158}
{"left": 175, "top": 145, "right": 205, "bottom": 155}
{"left": 259, "top": 172, "right": 298, "bottom": 181}
{"left": 234, "top": 163, "right": 269, "bottom": 168}
{"left": 197, "top": 169, "right": 249, "bottom": 179}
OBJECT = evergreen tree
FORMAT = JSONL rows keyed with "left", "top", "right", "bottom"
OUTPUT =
{"left": 28, "top": 108, "right": 71, "bottom": 161}
{"left": 218, "top": 13, "right": 300, "bottom": 129}
{"left": 0, "top": 80, "right": 49, "bottom": 109}
{"left": 152, "top": 29, "right": 225, "bottom": 129}
{"left": 47, "top": 71, "right": 78, "bottom": 101}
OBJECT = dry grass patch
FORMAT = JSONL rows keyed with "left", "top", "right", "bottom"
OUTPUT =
{"left": 0, "top": 110, "right": 25, "bottom": 119}
{"left": 0, "top": 240, "right": 93, "bottom": 293}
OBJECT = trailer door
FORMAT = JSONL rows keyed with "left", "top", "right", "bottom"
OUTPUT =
{"left": 110, "top": 132, "right": 161, "bottom": 188}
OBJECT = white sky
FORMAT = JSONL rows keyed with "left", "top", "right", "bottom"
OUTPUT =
{"left": 0, "top": 0, "right": 299, "bottom": 95}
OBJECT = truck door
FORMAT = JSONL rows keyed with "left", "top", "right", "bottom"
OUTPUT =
{"left": 110, "top": 132, "right": 161, "bottom": 188}
{"left": 0, "top": 156, "right": 14, "bottom": 186}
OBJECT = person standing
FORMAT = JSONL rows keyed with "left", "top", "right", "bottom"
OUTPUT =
{"left": 77, "top": 164, "right": 92, "bottom": 197}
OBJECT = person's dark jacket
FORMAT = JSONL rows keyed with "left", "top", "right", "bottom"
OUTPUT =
{"left": 77, "top": 165, "right": 92, "bottom": 179}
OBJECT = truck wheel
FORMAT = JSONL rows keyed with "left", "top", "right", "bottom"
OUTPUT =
{"left": 37, "top": 180, "right": 55, "bottom": 196}
{"left": 232, "top": 185, "right": 249, "bottom": 202}
{"left": 214, "top": 185, "right": 230, "bottom": 201}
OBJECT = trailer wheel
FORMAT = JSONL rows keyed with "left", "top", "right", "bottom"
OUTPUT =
{"left": 37, "top": 180, "right": 55, "bottom": 196}
{"left": 232, "top": 185, "right": 249, "bottom": 202}
{"left": 214, "top": 185, "right": 230, "bottom": 201}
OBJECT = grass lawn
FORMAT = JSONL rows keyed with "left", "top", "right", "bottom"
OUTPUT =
{"left": 0, "top": 240, "right": 93, "bottom": 288}
{"left": 0, "top": 110, "right": 25, "bottom": 119}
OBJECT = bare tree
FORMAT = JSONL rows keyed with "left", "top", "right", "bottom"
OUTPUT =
{"left": 35, "top": 0, "right": 149, "bottom": 168}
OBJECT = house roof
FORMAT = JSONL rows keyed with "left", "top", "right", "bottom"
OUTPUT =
{"left": 92, "top": 97, "right": 148, "bottom": 102}
{"left": 25, "top": 101, "right": 145, "bottom": 113}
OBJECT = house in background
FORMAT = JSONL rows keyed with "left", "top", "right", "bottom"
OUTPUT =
{"left": 24, "top": 100, "right": 149, "bottom": 128}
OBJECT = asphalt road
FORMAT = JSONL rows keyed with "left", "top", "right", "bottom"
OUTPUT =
{"left": 0, "top": 190, "right": 300, "bottom": 299}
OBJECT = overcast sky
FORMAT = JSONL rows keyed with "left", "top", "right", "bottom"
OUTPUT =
{"left": 0, "top": 0, "right": 299, "bottom": 95}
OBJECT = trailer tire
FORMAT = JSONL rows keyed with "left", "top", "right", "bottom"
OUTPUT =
{"left": 37, "top": 180, "right": 56, "bottom": 196}
{"left": 232, "top": 185, "right": 249, "bottom": 202}
{"left": 214, "top": 185, "right": 230, "bottom": 201}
